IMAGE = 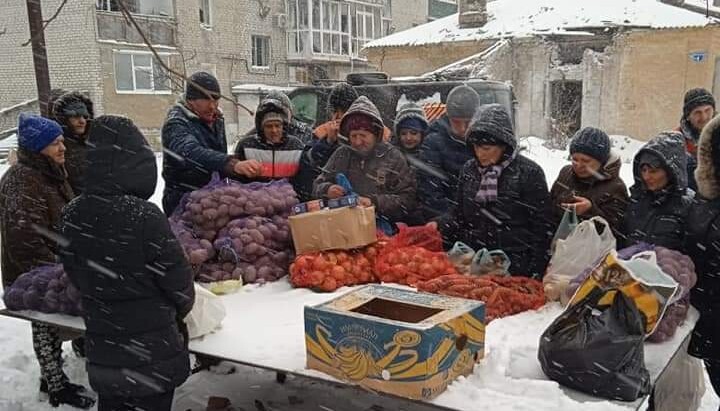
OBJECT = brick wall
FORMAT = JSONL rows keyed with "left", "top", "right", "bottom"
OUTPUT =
{"left": 0, "top": 0, "right": 103, "bottom": 114}
{"left": 174, "top": 0, "right": 290, "bottom": 139}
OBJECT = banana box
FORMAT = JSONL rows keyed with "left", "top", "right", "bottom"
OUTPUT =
{"left": 568, "top": 251, "right": 679, "bottom": 335}
{"left": 304, "top": 284, "right": 485, "bottom": 400}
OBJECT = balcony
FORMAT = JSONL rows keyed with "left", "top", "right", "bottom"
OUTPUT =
{"left": 96, "top": 10, "right": 176, "bottom": 47}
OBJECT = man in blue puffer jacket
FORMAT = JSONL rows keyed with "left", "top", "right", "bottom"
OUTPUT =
{"left": 161, "top": 72, "right": 258, "bottom": 215}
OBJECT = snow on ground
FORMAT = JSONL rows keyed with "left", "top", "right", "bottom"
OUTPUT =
{"left": 0, "top": 141, "right": 718, "bottom": 410}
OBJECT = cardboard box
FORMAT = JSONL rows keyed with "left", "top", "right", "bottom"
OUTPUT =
{"left": 288, "top": 205, "right": 376, "bottom": 255}
{"left": 304, "top": 285, "right": 485, "bottom": 400}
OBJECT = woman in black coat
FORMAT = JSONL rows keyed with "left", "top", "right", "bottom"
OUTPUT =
{"left": 60, "top": 116, "right": 195, "bottom": 411}
{"left": 441, "top": 104, "right": 553, "bottom": 278}
{"left": 622, "top": 131, "right": 693, "bottom": 251}
{"left": 685, "top": 114, "right": 720, "bottom": 397}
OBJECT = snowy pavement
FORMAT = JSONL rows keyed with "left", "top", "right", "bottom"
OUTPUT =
{"left": 0, "top": 144, "right": 718, "bottom": 410}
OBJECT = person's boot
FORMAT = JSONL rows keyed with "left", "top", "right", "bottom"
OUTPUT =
{"left": 40, "top": 378, "right": 87, "bottom": 395}
{"left": 48, "top": 384, "right": 95, "bottom": 409}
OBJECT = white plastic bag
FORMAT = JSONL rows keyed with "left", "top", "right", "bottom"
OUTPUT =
{"left": 448, "top": 241, "right": 475, "bottom": 274}
{"left": 653, "top": 338, "right": 705, "bottom": 411}
{"left": 544, "top": 216, "right": 616, "bottom": 301}
{"left": 470, "top": 248, "right": 511, "bottom": 276}
{"left": 184, "top": 283, "right": 226, "bottom": 339}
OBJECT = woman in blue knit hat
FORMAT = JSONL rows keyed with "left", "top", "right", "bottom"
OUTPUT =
{"left": 0, "top": 113, "right": 94, "bottom": 408}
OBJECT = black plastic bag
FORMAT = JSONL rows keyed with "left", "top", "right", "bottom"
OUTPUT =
{"left": 538, "top": 287, "right": 651, "bottom": 401}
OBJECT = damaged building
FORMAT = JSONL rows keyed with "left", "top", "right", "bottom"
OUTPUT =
{"left": 363, "top": 0, "right": 720, "bottom": 142}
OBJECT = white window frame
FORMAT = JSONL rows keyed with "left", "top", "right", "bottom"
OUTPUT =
{"left": 355, "top": 5, "right": 375, "bottom": 54}
{"left": 286, "top": 0, "right": 384, "bottom": 58}
{"left": 251, "top": 35, "right": 271, "bottom": 68}
{"left": 200, "top": 0, "right": 213, "bottom": 28}
{"left": 113, "top": 50, "right": 172, "bottom": 95}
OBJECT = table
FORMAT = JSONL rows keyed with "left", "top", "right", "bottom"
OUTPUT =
{"left": 0, "top": 280, "right": 699, "bottom": 411}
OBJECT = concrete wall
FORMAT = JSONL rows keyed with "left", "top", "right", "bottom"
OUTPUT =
{"left": 391, "top": 0, "right": 429, "bottom": 32}
{"left": 0, "top": 0, "right": 103, "bottom": 113}
{"left": 612, "top": 26, "right": 720, "bottom": 140}
{"left": 582, "top": 45, "right": 622, "bottom": 137}
{"left": 366, "top": 41, "right": 483, "bottom": 76}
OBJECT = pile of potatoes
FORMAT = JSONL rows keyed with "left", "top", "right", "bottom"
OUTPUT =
{"left": 170, "top": 179, "right": 298, "bottom": 284}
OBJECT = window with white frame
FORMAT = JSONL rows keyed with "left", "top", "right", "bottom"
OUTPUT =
{"left": 252, "top": 36, "right": 271, "bottom": 68}
{"left": 200, "top": 0, "right": 212, "bottom": 26}
{"left": 286, "top": 0, "right": 387, "bottom": 58}
{"left": 114, "top": 51, "right": 171, "bottom": 93}
{"left": 354, "top": 5, "right": 374, "bottom": 53}
{"left": 382, "top": 0, "right": 392, "bottom": 36}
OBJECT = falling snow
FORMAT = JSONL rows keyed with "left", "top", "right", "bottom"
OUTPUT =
{"left": 0, "top": 146, "right": 718, "bottom": 410}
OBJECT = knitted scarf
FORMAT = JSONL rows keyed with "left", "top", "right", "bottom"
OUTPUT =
{"left": 475, "top": 150, "right": 517, "bottom": 204}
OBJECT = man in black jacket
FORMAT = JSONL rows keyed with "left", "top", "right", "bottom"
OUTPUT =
{"left": 61, "top": 116, "right": 195, "bottom": 411}
{"left": 676, "top": 88, "right": 716, "bottom": 191}
{"left": 161, "top": 71, "right": 257, "bottom": 215}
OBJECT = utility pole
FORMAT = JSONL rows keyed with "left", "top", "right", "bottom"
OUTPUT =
{"left": 26, "top": 0, "right": 52, "bottom": 117}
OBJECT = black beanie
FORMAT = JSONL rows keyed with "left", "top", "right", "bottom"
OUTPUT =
{"left": 186, "top": 71, "right": 221, "bottom": 100}
{"left": 683, "top": 88, "right": 716, "bottom": 119}
{"left": 327, "top": 83, "right": 359, "bottom": 114}
{"left": 447, "top": 85, "right": 480, "bottom": 119}
{"left": 569, "top": 127, "right": 611, "bottom": 165}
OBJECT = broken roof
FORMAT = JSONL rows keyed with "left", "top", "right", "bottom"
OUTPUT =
{"left": 365, "top": 0, "right": 716, "bottom": 49}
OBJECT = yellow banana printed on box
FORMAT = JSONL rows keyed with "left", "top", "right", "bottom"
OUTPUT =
{"left": 304, "top": 285, "right": 486, "bottom": 400}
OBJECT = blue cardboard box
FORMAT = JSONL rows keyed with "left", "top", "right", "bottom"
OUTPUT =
{"left": 304, "top": 285, "right": 485, "bottom": 400}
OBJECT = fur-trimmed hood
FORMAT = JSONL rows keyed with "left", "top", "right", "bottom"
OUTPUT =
{"left": 696, "top": 114, "right": 720, "bottom": 200}
{"left": 51, "top": 91, "right": 94, "bottom": 126}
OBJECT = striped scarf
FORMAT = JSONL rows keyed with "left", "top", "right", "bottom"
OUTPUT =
{"left": 475, "top": 151, "right": 517, "bottom": 204}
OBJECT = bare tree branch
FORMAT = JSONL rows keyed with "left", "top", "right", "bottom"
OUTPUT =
{"left": 22, "top": 0, "right": 69, "bottom": 47}
{"left": 116, "top": 0, "right": 254, "bottom": 116}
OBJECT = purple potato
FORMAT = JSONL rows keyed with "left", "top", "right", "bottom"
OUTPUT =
{"left": 4, "top": 288, "right": 25, "bottom": 310}
{"left": 23, "top": 288, "right": 41, "bottom": 310}
{"left": 243, "top": 266, "right": 258, "bottom": 283}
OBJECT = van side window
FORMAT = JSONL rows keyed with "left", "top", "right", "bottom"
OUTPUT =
{"left": 291, "top": 92, "right": 319, "bottom": 126}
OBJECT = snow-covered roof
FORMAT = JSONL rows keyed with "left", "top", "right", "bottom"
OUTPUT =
{"left": 365, "top": 0, "right": 716, "bottom": 49}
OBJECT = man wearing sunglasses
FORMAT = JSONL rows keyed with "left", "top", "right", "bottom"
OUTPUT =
{"left": 51, "top": 91, "right": 94, "bottom": 195}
